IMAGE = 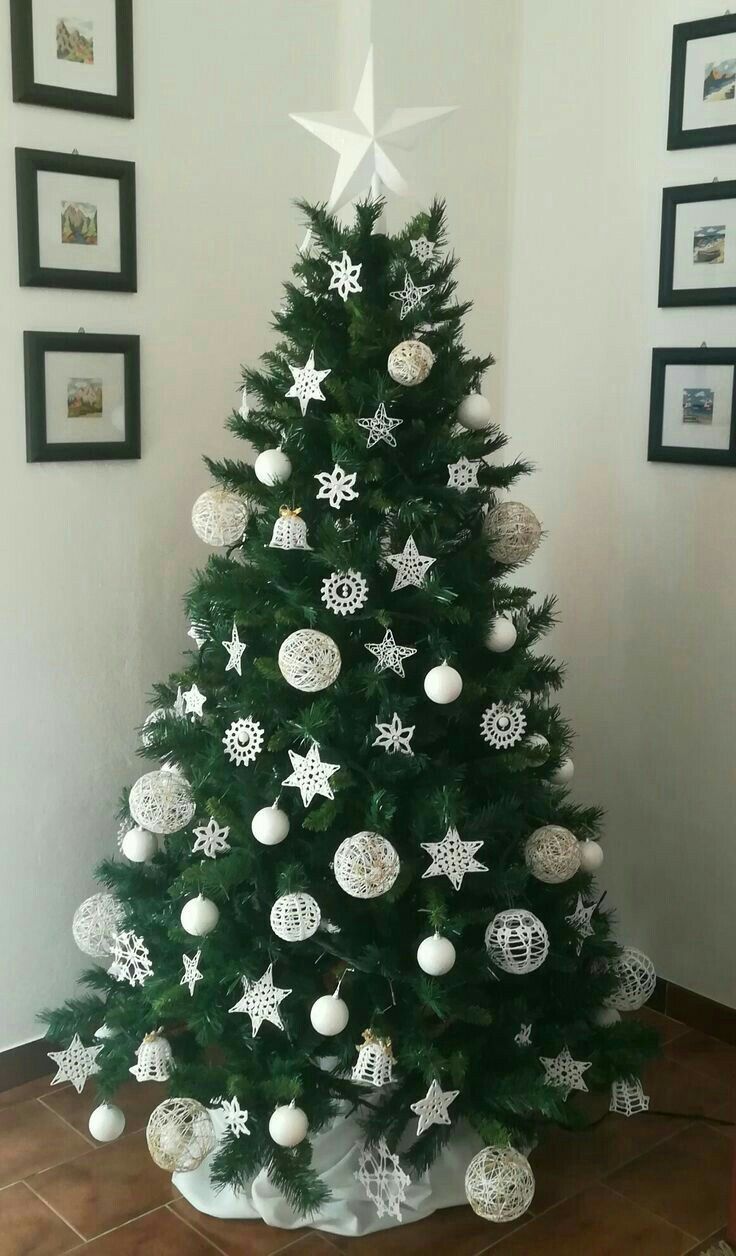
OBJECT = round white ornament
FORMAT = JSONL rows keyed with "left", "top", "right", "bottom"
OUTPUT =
{"left": 129, "top": 768, "right": 195, "bottom": 835}
{"left": 278, "top": 629, "right": 341, "bottom": 692}
{"left": 579, "top": 839, "right": 604, "bottom": 872}
{"left": 191, "top": 487, "right": 249, "bottom": 547}
{"left": 457, "top": 393, "right": 493, "bottom": 431}
{"left": 141, "top": 707, "right": 166, "bottom": 748}
{"left": 424, "top": 663, "right": 463, "bottom": 704}
{"left": 525, "top": 733, "right": 550, "bottom": 761}
{"left": 551, "top": 756, "right": 575, "bottom": 785}
{"left": 270, "top": 892, "right": 321, "bottom": 942}
{"left": 333, "top": 832, "right": 400, "bottom": 898}
{"left": 147, "top": 1098, "right": 216, "bottom": 1172}
{"left": 485, "top": 909, "right": 549, "bottom": 974}
{"left": 387, "top": 339, "right": 434, "bottom": 386}
{"left": 606, "top": 946, "right": 656, "bottom": 1011}
{"left": 465, "top": 1145, "right": 535, "bottom": 1222}
{"left": 73, "top": 893, "right": 124, "bottom": 958}
{"left": 251, "top": 804, "right": 290, "bottom": 845}
{"left": 310, "top": 992, "right": 349, "bottom": 1036}
{"left": 88, "top": 1102, "right": 126, "bottom": 1143}
{"left": 485, "top": 616, "right": 517, "bottom": 653}
{"left": 121, "top": 826, "right": 157, "bottom": 863}
{"left": 592, "top": 1006, "right": 621, "bottom": 1027}
{"left": 417, "top": 933, "right": 456, "bottom": 976}
{"left": 254, "top": 448, "right": 292, "bottom": 486}
{"left": 180, "top": 895, "right": 220, "bottom": 937}
{"left": 525, "top": 825, "right": 581, "bottom": 884}
{"left": 485, "top": 502, "right": 542, "bottom": 565}
{"left": 269, "top": 1102, "right": 308, "bottom": 1147}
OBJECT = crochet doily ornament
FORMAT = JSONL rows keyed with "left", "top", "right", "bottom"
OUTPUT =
{"left": 146, "top": 1098, "right": 216, "bottom": 1173}
{"left": 278, "top": 629, "right": 341, "bottom": 692}
{"left": 191, "top": 487, "right": 250, "bottom": 547}
{"left": 321, "top": 569, "right": 369, "bottom": 616}
{"left": 72, "top": 893, "right": 124, "bottom": 958}
{"left": 333, "top": 832, "right": 400, "bottom": 899}
{"left": 485, "top": 909, "right": 550, "bottom": 974}
{"left": 129, "top": 768, "right": 195, "bottom": 835}
{"left": 524, "top": 825, "right": 581, "bottom": 884}
{"left": 352, "top": 1030, "right": 395, "bottom": 1087}
{"left": 605, "top": 946, "right": 657, "bottom": 1011}
{"left": 355, "top": 1137, "right": 411, "bottom": 1223}
{"left": 465, "top": 1146, "right": 535, "bottom": 1223}
{"left": 540, "top": 1045, "right": 592, "bottom": 1100}
{"left": 222, "top": 716, "right": 265, "bottom": 766}
{"left": 48, "top": 1034, "right": 102, "bottom": 1095}
{"left": 130, "top": 1031, "right": 173, "bottom": 1082}
{"left": 480, "top": 702, "right": 527, "bottom": 749}
{"left": 269, "top": 892, "right": 321, "bottom": 942}
{"left": 110, "top": 930, "right": 154, "bottom": 987}
{"left": 485, "top": 501, "right": 542, "bottom": 564}
{"left": 610, "top": 1078, "right": 650, "bottom": 1117}
{"left": 387, "top": 339, "right": 434, "bottom": 386}
{"left": 269, "top": 506, "right": 312, "bottom": 550}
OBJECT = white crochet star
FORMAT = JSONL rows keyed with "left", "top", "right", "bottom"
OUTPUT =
{"left": 373, "top": 712, "right": 415, "bottom": 756}
{"left": 447, "top": 456, "right": 481, "bottom": 492}
{"left": 183, "top": 684, "right": 207, "bottom": 718}
{"left": 390, "top": 269, "right": 433, "bottom": 319}
{"left": 229, "top": 963, "right": 292, "bottom": 1035}
{"left": 386, "top": 536, "right": 435, "bottom": 592}
{"left": 365, "top": 628, "right": 417, "bottom": 677}
{"left": 48, "top": 1034, "right": 103, "bottom": 1095}
{"left": 315, "top": 463, "right": 359, "bottom": 509}
{"left": 285, "top": 349, "right": 330, "bottom": 416}
{"left": 221, "top": 1096, "right": 251, "bottom": 1137}
{"left": 566, "top": 895, "right": 596, "bottom": 952}
{"left": 410, "top": 1079, "right": 459, "bottom": 1136}
{"left": 540, "top": 1046, "right": 592, "bottom": 1101}
{"left": 328, "top": 250, "right": 362, "bottom": 300}
{"left": 181, "top": 950, "right": 202, "bottom": 996}
{"left": 410, "top": 235, "right": 436, "bottom": 263}
{"left": 192, "top": 817, "right": 231, "bottom": 859}
{"left": 421, "top": 826, "right": 488, "bottom": 891}
{"left": 357, "top": 401, "right": 402, "bottom": 449}
{"left": 222, "top": 623, "right": 247, "bottom": 676}
{"left": 282, "top": 743, "right": 340, "bottom": 807}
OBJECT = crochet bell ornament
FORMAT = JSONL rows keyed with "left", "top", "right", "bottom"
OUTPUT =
{"left": 269, "top": 506, "right": 313, "bottom": 551}
{"left": 129, "top": 1029, "right": 174, "bottom": 1082}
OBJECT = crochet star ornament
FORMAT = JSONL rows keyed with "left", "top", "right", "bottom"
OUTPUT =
{"left": 421, "top": 826, "right": 488, "bottom": 891}
{"left": 229, "top": 963, "right": 292, "bottom": 1036}
{"left": 390, "top": 269, "right": 433, "bottom": 319}
{"left": 410, "top": 1079, "right": 459, "bottom": 1136}
{"left": 181, "top": 950, "right": 202, "bottom": 996}
{"left": 221, "top": 1096, "right": 251, "bottom": 1137}
{"left": 386, "top": 536, "right": 435, "bottom": 591}
{"left": 447, "top": 456, "right": 482, "bottom": 492}
{"left": 315, "top": 463, "right": 358, "bottom": 509}
{"left": 48, "top": 1034, "right": 103, "bottom": 1094}
{"left": 365, "top": 628, "right": 417, "bottom": 677}
{"left": 565, "top": 895, "right": 596, "bottom": 952}
{"left": 410, "top": 235, "right": 436, "bottom": 263}
{"left": 192, "top": 817, "right": 231, "bottom": 858}
{"left": 183, "top": 684, "right": 207, "bottom": 718}
{"left": 373, "top": 712, "right": 415, "bottom": 756}
{"left": 357, "top": 401, "right": 402, "bottom": 449}
{"left": 282, "top": 743, "right": 340, "bottom": 807}
{"left": 285, "top": 349, "right": 330, "bottom": 416}
{"left": 540, "top": 1046, "right": 592, "bottom": 1101}
{"left": 222, "top": 622, "right": 247, "bottom": 675}
{"left": 328, "top": 250, "right": 362, "bottom": 300}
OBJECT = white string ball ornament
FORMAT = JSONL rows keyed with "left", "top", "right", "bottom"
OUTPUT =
{"left": 485, "top": 502, "right": 542, "bottom": 564}
{"left": 278, "top": 629, "right": 341, "bottom": 692}
{"left": 72, "top": 893, "right": 125, "bottom": 958}
{"left": 465, "top": 1145, "right": 535, "bottom": 1223}
{"left": 129, "top": 768, "right": 195, "bottom": 835}
{"left": 485, "top": 909, "right": 550, "bottom": 974}
{"left": 387, "top": 339, "right": 434, "bottom": 386}
{"left": 270, "top": 892, "right": 321, "bottom": 941}
{"left": 524, "top": 826, "right": 581, "bottom": 884}
{"left": 191, "top": 487, "right": 250, "bottom": 547}
{"left": 606, "top": 946, "right": 657, "bottom": 1011}
{"left": 333, "top": 832, "right": 400, "bottom": 899}
{"left": 146, "top": 1098, "right": 216, "bottom": 1173}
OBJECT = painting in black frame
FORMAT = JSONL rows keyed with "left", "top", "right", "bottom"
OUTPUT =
{"left": 24, "top": 330, "right": 140, "bottom": 462}
{"left": 668, "top": 13, "right": 736, "bottom": 149}
{"left": 648, "top": 347, "right": 736, "bottom": 468}
{"left": 10, "top": 0, "right": 134, "bottom": 118}
{"left": 659, "top": 180, "right": 736, "bottom": 308}
{"left": 16, "top": 148, "right": 136, "bottom": 292}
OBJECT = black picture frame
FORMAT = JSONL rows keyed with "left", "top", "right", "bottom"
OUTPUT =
{"left": 659, "top": 180, "right": 736, "bottom": 308}
{"left": 24, "top": 330, "right": 141, "bottom": 463}
{"left": 648, "top": 347, "right": 736, "bottom": 467}
{"left": 15, "top": 148, "right": 137, "bottom": 292}
{"left": 667, "top": 13, "right": 736, "bottom": 150}
{"left": 10, "top": 0, "right": 134, "bottom": 118}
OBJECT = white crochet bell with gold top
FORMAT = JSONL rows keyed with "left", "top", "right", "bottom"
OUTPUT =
{"left": 269, "top": 506, "right": 312, "bottom": 551}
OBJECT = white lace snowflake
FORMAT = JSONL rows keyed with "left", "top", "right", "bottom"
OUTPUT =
{"left": 410, "top": 1079, "right": 459, "bottom": 1136}
{"left": 285, "top": 349, "right": 330, "bottom": 416}
{"left": 222, "top": 716, "right": 265, "bottom": 766}
{"left": 355, "top": 1138, "right": 411, "bottom": 1222}
{"left": 181, "top": 950, "right": 202, "bottom": 996}
{"left": 282, "top": 743, "right": 340, "bottom": 807}
{"left": 321, "top": 569, "right": 369, "bottom": 616}
{"left": 373, "top": 712, "right": 415, "bottom": 756}
{"left": 480, "top": 702, "right": 527, "bottom": 749}
{"left": 421, "top": 826, "right": 488, "bottom": 891}
{"left": 447, "top": 456, "right": 482, "bottom": 492}
{"left": 183, "top": 684, "right": 207, "bottom": 719}
{"left": 110, "top": 930, "right": 153, "bottom": 988}
{"left": 357, "top": 402, "right": 402, "bottom": 449}
{"left": 48, "top": 1034, "right": 103, "bottom": 1095}
{"left": 386, "top": 536, "right": 435, "bottom": 591}
{"left": 410, "top": 235, "right": 436, "bottom": 263}
{"left": 314, "top": 464, "right": 358, "bottom": 509}
{"left": 229, "top": 963, "right": 292, "bottom": 1035}
{"left": 221, "top": 1096, "right": 251, "bottom": 1137}
{"left": 365, "top": 629, "right": 417, "bottom": 677}
{"left": 328, "top": 250, "right": 362, "bottom": 300}
{"left": 610, "top": 1078, "right": 650, "bottom": 1117}
{"left": 192, "top": 817, "right": 231, "bottom": 858}
{"left": 390, "top": 269, "right": 434, "bottom": 319}
{"left": 540, "top": 1046, "right": 592, "bottom": 1101}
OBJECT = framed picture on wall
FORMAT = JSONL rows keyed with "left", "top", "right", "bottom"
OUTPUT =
{"left": 16, "top": 148, "right": 136, "bottom": 292}
{"left": 659, "top": 180, "right": 736, "bottom": 307}
{"left": 668, "top": 13, "right": 736, "bottom": 149}
{"left": 10, "top": 0, "right": 133, "bottom": 118}
{"left": 24, "top": 330, "right": 140, "bottom": 462}
{"left": 648, "top": 347, "right": 736, "bottom": 467}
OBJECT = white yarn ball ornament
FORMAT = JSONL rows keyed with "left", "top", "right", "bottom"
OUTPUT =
{"left": 417, "top": 933, "right": 456, "bottom": 976}
{"left": 191, "top": 487, "right": 249, "bottom": 547}
{"left": 254, "top": 448, "right": 292, "bottom": 485}
{"left": 423, "top": 663, "right": 463, "bottom": 704}
{"left": 333, "top": 832, "right": 400, "bottom": 899}
{"left": 72, "top": 893, "right": 125, "bottom": 958}
{"left": 180, "top": 895, "right": 220, "bottom": 936}
{"left": 278, "top": 629, "right": 341, "bottom": 692}
{"left": 310, "top": 993, "right": 349, "bottom": 1036}
{"left": 592, "top": 1006, "right": 621, "bottom": 1027}
{"left": 251, "top": 804, "right": 290, "bottom": 845}
{"left": 129, "top": 768, "right": 195, "bottom": 835}
{"left": 485, "top": 616, "right": 517, "bottom": 653}
{"left": 579, "top": 839, "right": 604, "bottom": 872}
{"left": 270, "top": 892, "right": 321, "bottom": 941}
{"left": 465, "top": 1145, "right": 535, "bottom": 1222}
{"left": 121, "top": 826, "right": 157, "bottom": 863}
{"left": 485, "top": 909, "right": 549, "bottom": 974}
{"left": 606, "top": 946, "right": 657, "bottom": 1011}
{"left": 269, "top": 1103, "right": 309, "bottom": 1147}
{"left": 387, "top": 339, "right": 434, "bottom": 386}
{"left": 551, "top": 756, "right": 575, "bottom": 785}
{"left": 485, "top": 502, "right": 542, "bottom": 564}
{"left": 146, "top": 1098, "right": 216, "bottom": 1173}
{"left": 89, "top": 1103, "right": 126, "bottom": 1143}
{"left": 524, "top": 825, "right": 581, "bottom": 884}
{"left": 457, "top": 393, "right": 493, "bottom": 431}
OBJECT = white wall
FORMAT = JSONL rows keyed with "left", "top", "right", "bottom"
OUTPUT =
{"left": 1, "top": 0, "right": 518, "bottom": 1049}
{"left": 505, "top": 0, "right": 736, "bottom": 1006}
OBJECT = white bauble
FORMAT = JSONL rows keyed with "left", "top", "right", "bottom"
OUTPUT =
{"left": 485, "top": 909, "right": 549, "bottom": 974}
{"left": 423, "top": 663, "right": 463, "bottom": 704}
{"left": 417, "top": 933, "right": 456, "bottom": 976}
{"left": 88, "top": 1103, "right": 126, "bottom": 1143}
{"left": 592, "top": 1006, "right": 621, "bottom": 1027}
{"left": 251, "top": 804, "right": 290, "bottom": 846}
{"left": 270, "top": 892, "right": 321, "bottom": 942}
{"left": 485, "top": 502, "right": 542, "bottom": 565}
{"left": 278, "top": 629, "right": 341, "bottom": 692}
{"left": 551, "top": 756, "right": 575, "bottom": 785}
{"left": 191, "top": 487, "right": 249, "bottom": 547}
{"left": 310, "top": 993, "right": 349, "bottom": 1036}
{"left": 129, "top": 768, "right": 195, "bottom": 835}
{"left": 387, "top": 340, "right": 434, "bottom": 386}
{"left": 465, "top": 1145, "right": 535, "bottom": 1222}
{"left": 180, "top": 895, "right": 219, "bottom": 936}
{"left": 255, "top": 448, "right": 292, "bottom": 486}
{"left": 456, "top": 393, "right": 493, "bottom": 431}
{"left": 269, "top": 1103, "right": 308, "bottom": 1147}
{"left": 579, "top": 840, "right": 604, "bottom": 872}
{"left": 121, "top": 826, "right": 157, "bottom": 863}
{"left": 606, "top": 946, "right": 657, "bottom": 1011}
{"left": 72, "top": 893, "right": 124, "bottom": 958}
{"left": 524, "top": 825, "right": 580, "bottom": 884}
{"left": 485, "top": 616, "right": 517, "bottom": 653}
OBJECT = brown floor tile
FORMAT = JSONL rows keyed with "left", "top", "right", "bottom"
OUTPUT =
{"left": 0, "top": 1099, "right": 90, "bottom": 1187}
{"left": 488, "top": 1183, "right": 693, "bottom": 1255}
{"left": 280, "top": 1238, "right": 342, "bottom": 1255}
{"left": 41, "top": 1078, "right": 167, "bottom": 1142}
{"left": 29, "top": 1129, "right": 176, "bottom": 1240}
{"left": 666, "top": 1031, "right": 736, "bottom": 1089}
{"left": 647, "top": 1055, "right": 736, "bottom": 1130}
{"left": 605, "top": 1123, "right": 732, "bottom": 1240}
{"left": 78, "top": 1204, "right": 218, "bottom": 1253}
{"left": 171, "top": 1196, "right": 308, "bottom": 1255}
{"left": 0, "top": 1076, "right": 60, "bottom": 1109}
{"left": 682, "top": 1228, "right": 731, "bottom": 1255}
{"left": 0, "top": 1181, "right": 80, "bottom": 1255}
{"left": 329, "top": 1202, "right": 522, "bottom": 1253}
{"left": 633, "top": 1007, "right": 689, "bottom": 1043}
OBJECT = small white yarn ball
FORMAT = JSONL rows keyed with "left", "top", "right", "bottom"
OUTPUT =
{"left": 147, "top": 1098, "right": 216, "bottom": 1173}
{"left": 333, "top": 832, "right": 400, "bottom": 899}
{"left": 417, "top": 933, "right": 456, "bottom": 976}
{"left": 485, "top": 909, "right": 549, "bottom": 974}
{"left": 278, "top": 629, "right": 341, "bottom": 692}
{"left": 121, "top": 826, "right": 157, "bottom": 863}
{"left": 485, "top": 616, "right": 517, "bottom": 653}
{"left": 88, "top": 1103, "right": 126, "bottom": 1143}
{"left": 592, "top": 1006, "right": 621, "bottom": 1027}
{"left": 191, "top": 487, "right": 249, "bottom": 547}
{"left": 423, "top": 663, "right": 463, "bottom": 704}
{"left": 387, "top": 339, "right": 435, "bottom": 386}
{"left": 180, "top": 895, "right": 220, "bottom": 936}
{"left": 270, "top": 892, "right": 321, "bottom": 942}
{"left": 525, "top": 825, "right": 581, "bottom": 884}
{"left": 579, "top": 839, "right": 604, "bottom": 872}
{"left": 551, "top": 756, "right": 575, "bottom": 785}
{"left": 255, "top": 448, "right": 292, "bottom": 485}
{"left": 310, "top": 993, "right": 349, "bottom": 1036}
{"left": 72, "top": 893, "right": 124, "bottom": 958}
{"left": 251, "top": 805, "right": 290, "bottom": 846}
{"left": 129, "top": 768, "right": 195, "bottom": 835}
{"left": 269, "top": 1103, "right": 309, "bottom": 1147}
{"left": 457, "top": 393, "right": 493, "bottom": 431}
{"left": 465, "top": 1145, "right": 535, "bottom": 1222}
{"left": 485, "top": 502, "right": 542, "bottom": 565}
{"left": 606, "top": 946, "right": 657, "bottom": 1011}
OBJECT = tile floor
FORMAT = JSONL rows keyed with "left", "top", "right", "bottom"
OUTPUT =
{"left": 0, "top": 1009, "right": 734, "bottom": 1254}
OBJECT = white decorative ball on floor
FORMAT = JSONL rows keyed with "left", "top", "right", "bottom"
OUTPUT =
{"left": 485, "top": 502, "right": 542, "bottom": 564}
{"left": 72, "top": 893, "right": 125, "bottom": 958}
{"left": 333, "top": 832, "right": 400, "bottom": 898}
{"left": 417, "top": 933, "right": 456, "bottom": 976}
{"left": 424, "top": 662, "right": 463, "bottom": 704}
{"left": 525, "top": 825, "right": 581, "bottom": 884}
{"left": 485, "top": 909, "right": 549, "bottom": 974}
{"left": 129, "top": 768, "right": 195, "bottom": 835}
{"left": 147, "top": 1098, "right": 216, "bottom": 1172}
{"left": 121, "top": 826, "right": 157, "bottom": 863}
{"left": 578, "top": 839, "right": 604, "bottom": 872}
{"left": 387, "top": 339, "right": 434, "bottom": 386}
{"left": 592, "top": 1006, "right": 621, "bottom": 1027}
{"left": 180, "top": 895, "right": 220, "bottom": 937}
{"left": 269, "top": 1103, "right": 309, "bottom": 1147}
{"left": 606, "top": 947, "right": 657, "bottom": 1011}
{"left": 88, "top": 1103, "right": 126, "bottom": 1143}
{"left": 456, "top": 393, "right": 493, "bottom": 431}
{"left": 270, "top": 892, "right": 321, "bottom": 942}
{"left": 191, "top": 487, "right": 249, "bottom": 547}
{"left": 251, "top": 804, "right": 290, "bottom": 846}
{"left": 485, "top": 616, "right": 517, "bottom": 652}
{"left": 465, "top": 1145, "right": 535, "bottom": 1222}
{"left": 278, "top": 629, "right": 341, "bottom": 692}
{"left": 310, "top": 993, "right": 349, "bottom": 1036}
{"left": 551, "top": 756, "right": 575, "bottom": 785}
{"left": 254, "top": 448, "right": 292, "bottom": 486}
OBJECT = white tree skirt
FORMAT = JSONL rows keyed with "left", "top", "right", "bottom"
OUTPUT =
{"left": 174, "top": 1105, "right": 484, "bottom": 1237}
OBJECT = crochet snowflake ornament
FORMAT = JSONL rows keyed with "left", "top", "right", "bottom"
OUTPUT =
{"left": 480, "top": 702, "right": 527, "bottom": 749}
{"left": 282, "top": 743, "right": 340, "bottom": 807}
{"left": 221, "top": 1096, "right": 251, "bottom": 1137}
{"left": 410, "top": 235, "right": 436, "bottom": 263}
{"left": 222, "top": 716, "right": 265, "bottom": 766}
{"left": 390, "top": 269, "right": 434, "bottom": 319}
{"left": 192, "top": 817, "right": 231, "bottom": 858}
{"left": 365, "top": 628, "right": 417, "bottom": 677}
{"left": 540, "top": 1046, "right": 592, "bottom": 1101}
{"left": 181, "top": 950, "right": 202, "bottom": 996}
{"left": 321, "top": 569, "right": 369, "bottom": 616}
{"left": 110, "top": 930, "right": 153, "bottom": 987}
{"left": 410, "top": 1079, "right": 459, "bottom": 1136}
{"left": 386, "top": 535, "right": 435, "bottom": 591}
{"left": 355, "top": 1138, "right": 411, "bottom": 1222}
{"left": 314, "top": 463, "right": 358, "bottom": 509}
{"left": 373, "top": 712, "right": 415, "bottom": 756}
{"left": 328, "top": 250, "right": 362, "bottom": 300}
{"left": 228, "top": 963, "right": 292, "bottom": 1035}
{"left": 222, "top": 622, "right": 247, "bottom": 675}
{"left": 48, "top": 1034, "right": 102, "bottom": 1094}
{"left": 285, "top": 349, "right": 330, "bottom": 416}
{"left": 447, "top": 456, "right": 481, "bottom": 492}
{"left": 421, "top": 826, "right": 488, "bottom": 891}
{"left": 357, "top": 401, "right": 402, "bottom": 449}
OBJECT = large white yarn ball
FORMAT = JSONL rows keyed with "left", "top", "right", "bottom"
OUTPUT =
{"left": 457, "top": 393, "right": 493, "bottom": 431}
{"left": 387, "top": 340, "right": 434, "bottom": 386}
{"left": 333, "top": 832, "right": 400, "bottom": 899}
{"left": 465, "top": 1145, "right": 535, "bottom": 1222}
{"left": 485, "top": 616, "right": 517, "bottom": 653}
{"left": 270, "top": 892, "right": 321, "bottom": 942}
{"left": 129, "top": 768, "right": 195, "bottom": 835}
{"left": 121, "top": 826, "right": 157, "bottom": 863}
{"left": 146, "top": 1098, "right": 216, "bottom": 1172}
{"left": 278, "top": 629, "right": 341, "bottom": 692}
{"left": 255, "top": 448, "right": 292, "bottom": 485}
{"left": 251, "top": 805, "right": 290, "bottom": 846}
{"left": 524, "top": 825, "right": 581, "bottom": 884}
{"left": 423, "top": 663, "right": 463, "bottom": 704}
{"left": 269, "top": 1103, "right": 309, "bottom": 1147}
{"left": 551, "top": 756, "right": 575, "bottom": 785}
{"left": 191, "top": 487, "right": 249, "bottom": 547}
{"left": 417, "top": 933, "right": 456, "bottom": 976}
{"left": 310, "top": 993, "right": 349, "bottom": 1036}
{"left": 485, "top": 502, "right": 542, "bottom": 565}
{"left": 579, "top": 840, "right": 604, "bottom": 872}
{"left": 606, "top": 946, "right": 657, "bottom": 1011}
{"left": 89, "top": 1103, "right": 126, "bottom": 1143}
{"left": 73, "top": 893, "right": 125, "bottom": 958}
{"left": 485, "top": 909, "right": 549, "bottom": 974}
{"left": 180, "top": 894, "right": 219, "bottom": 936}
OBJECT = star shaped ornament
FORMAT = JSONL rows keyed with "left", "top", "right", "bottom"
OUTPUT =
{"left": 183, "top": 684, "right": 207, "bottom": 718}
{"left": 447, "top": 456, "right": 482, "bottom": 492}
{"left": 229, "top": 963, "right": 292, "bottom": 1035}
{"left": 365, "top": 628, "right": 417, "bottom": 677}
{"left": 421, "top": 826, "right": 488, "bottom": 891}
{"left": 390, "top": 269, "right": 434, "bottom": 320}
{"left": 48, "top": 1034, "right": 103, "bottom": 1095}
{"left": 357, "top": 401, "right": 402, "bottom": 450}
{"left": 315, "top": 463, "right": 359, "bottom": 509}
{"left": 386, "top": 536, "right": 435, "bottom": 592}
{"left": 192, "top": 817, "right": 231, "bottom": 858}
{"left": 373, "top": 712, "right": 415, "bottom": 756}
{"left": 328, "top": 250, "right": 362, "bottom": 300}
{"left": 410, "top": 235, "right": 436, "bottom": 263}
{"left": 540, "top": 1046, "right": 592, "bottom": 1101}
{"left": 285, "top": 349, "right": 330, "bottom": 416}
{"left": 282, "top": 743, "right": 340, "bottom": 807}
{"left": 410, "top": 1079, "right": 459, "bottom": 1136}
{"left": 181, "top": 950, "right": 202, "bottom": 996}
{"left": 565, "top": 895, "right": 596, "bottom": 951}
{"left": 221, "top": 1096, "right": 251, "bottom": 1138}
{"left": 222, "top": 622, "right": 247, "bottom": 676}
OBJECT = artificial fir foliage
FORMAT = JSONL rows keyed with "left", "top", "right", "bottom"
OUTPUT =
{"left": 43, "top": 197, "right": 658, "bottom": 1219}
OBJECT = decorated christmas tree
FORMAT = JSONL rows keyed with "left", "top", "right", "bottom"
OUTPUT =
{"left": 43, "top": 194, "right": 659, "bottom": 1230}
